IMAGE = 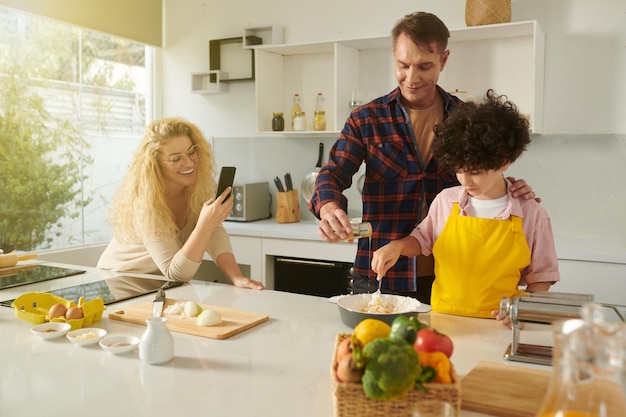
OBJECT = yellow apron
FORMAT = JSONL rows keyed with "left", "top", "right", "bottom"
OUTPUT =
{"left": 431, "top": 203, "right": 530, "bottom": 318}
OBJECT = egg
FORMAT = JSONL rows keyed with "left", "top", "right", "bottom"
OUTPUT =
{"left": 65, "top": 306, "right": 84, "bottom": 320}
{"left": 48, "top": 303, "right": 67, "bottom": 319}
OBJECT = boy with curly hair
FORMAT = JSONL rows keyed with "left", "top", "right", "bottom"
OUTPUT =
{"left": 371, "top": 90, "right": 559, "bottom": 324}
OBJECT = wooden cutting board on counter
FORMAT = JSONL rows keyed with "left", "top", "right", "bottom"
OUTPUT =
{"left": 461, "top": 361, "right": 551, "bottom": 417}
{"left": 0, "top": 262, "right": 39, "bottom": 277}
{"left": 109, "top": 298, "right": 269, "bottom": 340}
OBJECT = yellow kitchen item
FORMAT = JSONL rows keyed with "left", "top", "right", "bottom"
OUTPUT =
{"left": 353, "top": 318, "right": 390, "bottom": 346}
{"left": 11, "top": 292, "right": 105, "bottom": 330}
{"left": 0, "top": 252, "right": 38, "bottom": 268}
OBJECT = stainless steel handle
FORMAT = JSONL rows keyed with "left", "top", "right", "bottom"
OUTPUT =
{"left": 275, "top": 258, "right": 340, "bottom": 267}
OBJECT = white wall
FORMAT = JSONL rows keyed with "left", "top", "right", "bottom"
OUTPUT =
{"left": 159, "top": 0, "right": 626, "bottom": 243}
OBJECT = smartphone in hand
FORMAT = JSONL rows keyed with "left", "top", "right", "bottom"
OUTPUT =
{"left": 216, "top": 166, "right": 236, "bottom": 203}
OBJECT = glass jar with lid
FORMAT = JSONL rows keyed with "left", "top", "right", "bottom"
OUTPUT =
{"left": 272, "top": 112, "right": 284, "bottom": 131}
{"left": 313, "top": 111, "right": 326, "bottom": 131}
{"left": 293, "top": 111, "right": 306, "bottom": 131}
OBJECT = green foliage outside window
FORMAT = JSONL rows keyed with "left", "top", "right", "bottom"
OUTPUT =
{"left": 0, "top": 72, "right": 92, "bottom": 252}
{"left": 0, "top": 8, "right": 146, "bottom": 252}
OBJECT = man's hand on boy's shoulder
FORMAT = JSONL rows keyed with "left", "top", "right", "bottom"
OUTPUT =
{"left": 507, "top": 176, "right": 541, "bottom": 203}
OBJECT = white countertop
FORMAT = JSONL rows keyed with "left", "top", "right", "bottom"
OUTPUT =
{"left": 0, "top": 262, "right": 552, "bottom": 417}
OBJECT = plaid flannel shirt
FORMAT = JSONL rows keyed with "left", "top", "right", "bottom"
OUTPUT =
{"left": 309, "top": 86, "right": 464, "bottom": 292}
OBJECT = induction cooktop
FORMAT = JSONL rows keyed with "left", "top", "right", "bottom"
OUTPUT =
{"left": 0, "top": 276, "right": 184, "bottom": 307}
{"left": 0, "top": 265, "right": 86, "bottom": 290}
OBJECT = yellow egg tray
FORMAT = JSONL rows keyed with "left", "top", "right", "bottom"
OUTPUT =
{"left": 11, "top": 292, "right": 105, "bottom": 331}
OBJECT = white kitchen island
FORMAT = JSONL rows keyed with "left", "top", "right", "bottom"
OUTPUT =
{"left": 0, "top": 262, "right": 551, "bottom": 417}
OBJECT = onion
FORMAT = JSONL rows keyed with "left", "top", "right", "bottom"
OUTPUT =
{"left": 196, "top": 309, "right": 222, "bottom": 327}
{"left": 183, "top": 301, "right": 203, "bottom": 317}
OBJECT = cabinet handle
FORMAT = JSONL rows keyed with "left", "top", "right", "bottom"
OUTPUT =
{"left": 275, "top": 258, "right": 342, "bottom": 267}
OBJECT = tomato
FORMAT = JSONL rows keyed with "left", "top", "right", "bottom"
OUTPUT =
{"left": 413, "top": 328, "right": 454, "bottom": 358}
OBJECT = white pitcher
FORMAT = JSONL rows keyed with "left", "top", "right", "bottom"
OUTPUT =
{"left": 139, "top": 316, "right": 174, "bottom": 365}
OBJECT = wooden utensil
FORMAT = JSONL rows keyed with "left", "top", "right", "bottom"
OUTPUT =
{"left": 461, "top": 361, "right": 551, "bottom": 417}
{"left": 109, "top": 298, "right": 269, "bottom": 340}
{"left": 0, "top": 252, "right": 38, "bottom": 268}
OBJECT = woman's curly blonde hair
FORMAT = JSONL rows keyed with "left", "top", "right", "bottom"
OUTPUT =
{"left": 108, "top": 118, "right": 217, "bottom": 243}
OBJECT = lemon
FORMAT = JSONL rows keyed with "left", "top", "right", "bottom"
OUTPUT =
{"left": 354, "top": 318, "right": 391, "bottom": 346}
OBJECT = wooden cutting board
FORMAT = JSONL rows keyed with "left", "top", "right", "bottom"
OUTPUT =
{"left": 109, "top": 298, "right": 269, "bottom": 340}
{"left": 0, "top": 262, "right": 39, "bottom": 277}
{"left": 461, "top": 361, "right": 551, "bottom": 417}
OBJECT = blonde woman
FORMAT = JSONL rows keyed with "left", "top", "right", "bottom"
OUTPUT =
{"left": 97, "top": 117, "right": 264, "bottom": 290}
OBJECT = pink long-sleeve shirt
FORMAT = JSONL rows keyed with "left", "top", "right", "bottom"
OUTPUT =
{"left": 410, "top": 182, "right": 560, "bottom": 286}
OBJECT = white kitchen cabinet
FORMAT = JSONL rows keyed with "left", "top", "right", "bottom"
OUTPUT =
{"left": 226, "top": 235, "right": 263, "bottom": 282}
{"left": 255, "top": 20, "right": 544, "bottom": 135}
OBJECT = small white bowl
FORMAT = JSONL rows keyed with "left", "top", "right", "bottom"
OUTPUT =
{"left": 31, "top": 322, "right": 72, "bottom": 340}
{"left": 99, "top": 335, "right": 139, "bottom": 355}
{"left": 66, "top": 328, "right": 107, "bottom": 347}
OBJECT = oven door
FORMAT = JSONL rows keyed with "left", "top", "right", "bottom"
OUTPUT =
{"left": 274, "top": 256, "right": 351, "bottom": 297}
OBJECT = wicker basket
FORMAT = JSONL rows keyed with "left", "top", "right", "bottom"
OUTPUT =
{"left": 465, "top": 0, "right": 511, "bottom": 26}
{"left": 331, "top": 333, "right": 461, "bottom": 417}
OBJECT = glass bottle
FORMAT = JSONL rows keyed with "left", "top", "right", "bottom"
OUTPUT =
{"left": 272, "top": 112, "right": 284, "bottom": 131}
{"left": 290, "top": 93, "right": 302, "bottom": 131}
{"left": 349, "top": 90, "right": 362, "bottom": 110}
{"left": 333, "top": 221, "right": 372, "bottom": 242}
{"left": 350, "top": 221, "right": 372, "bottom": 239}
{"left": 535, "top": 304, "right": 626, "bottom": 417}
{"left": 313, "top": 92, "right": 326, "bottom": 131}
{"left": 139, "top": 317, "right": 174, "bottom": 365}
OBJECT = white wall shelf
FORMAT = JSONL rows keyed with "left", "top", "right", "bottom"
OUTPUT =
{"left": 243, "top": 25, "right": 283, "bottom": 48}
{"left": 191, "top": 70, "right": 228, "bottom": 95}
{"left": 254, "top": 20, "right": 545, "bottom": 134}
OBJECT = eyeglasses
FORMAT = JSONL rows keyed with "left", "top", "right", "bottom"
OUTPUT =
{"left": 162, "top": 144, "right": 200, "bottom": 168}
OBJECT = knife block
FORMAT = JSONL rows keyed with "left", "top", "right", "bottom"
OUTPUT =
{"left": 275, "top": 190, "right": 300, "bottom": 223}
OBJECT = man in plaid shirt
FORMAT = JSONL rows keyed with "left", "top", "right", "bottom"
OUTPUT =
{"left": 309, "top": 12, "right": 535, "bottom": 302}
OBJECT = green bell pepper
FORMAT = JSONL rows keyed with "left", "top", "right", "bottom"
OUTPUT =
{"left": 389, "top": 315, "right": 428, "bottom": 345}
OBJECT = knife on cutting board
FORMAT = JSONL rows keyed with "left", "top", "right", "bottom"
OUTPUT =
{"left": 152, "top": 288, "right": 165, "bottom": 317}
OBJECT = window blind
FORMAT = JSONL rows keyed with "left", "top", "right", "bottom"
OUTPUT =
{"left": 0, "top": 0, "right": 162, "bottom": 46}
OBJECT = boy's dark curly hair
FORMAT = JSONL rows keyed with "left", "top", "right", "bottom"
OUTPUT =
{"left": 433, "top": 90, "right": 530, "bottom": 172}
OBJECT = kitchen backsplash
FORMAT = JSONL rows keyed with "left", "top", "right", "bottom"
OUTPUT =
{"left": 213, "top": 133, "right": 626, "bottom": 242}
{"left": 212, "top": 135, "right": 365, "bottom": 222}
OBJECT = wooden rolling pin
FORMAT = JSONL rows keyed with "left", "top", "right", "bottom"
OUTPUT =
{"left": 0, "top": 252, "right": 38, "bottom": 268}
